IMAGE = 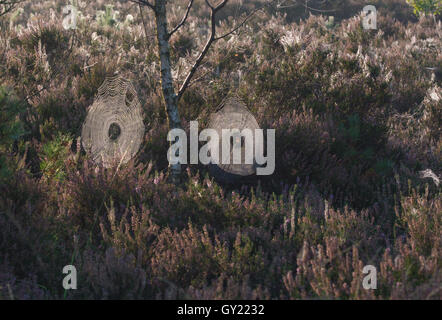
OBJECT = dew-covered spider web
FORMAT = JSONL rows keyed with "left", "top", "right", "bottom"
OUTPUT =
{"left": 208, "top": 96, "right": 260, "bottom": 179}
{"left": 81, "top": 75, "right": 145, "bottom": 168}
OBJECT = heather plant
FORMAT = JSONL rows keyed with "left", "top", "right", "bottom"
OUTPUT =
{"left": 0, "top": 0, "right": 440, "bottom": 300}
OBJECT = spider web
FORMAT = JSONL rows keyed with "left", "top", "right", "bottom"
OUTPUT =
{"left": 81, "top": 75, "right": 145, "bottom": 168}
{"left": 209, "top": 96, "right": 260, "bottom": 177}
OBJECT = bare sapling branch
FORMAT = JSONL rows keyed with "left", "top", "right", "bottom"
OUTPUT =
{"left": 178, "top": 0, "right": 265, "bottom": 100}
{"left": 0, "top": 0, "right": 25, "bottom": 17}
{"left": 177, "top": 0, "right": 228, "bottom": 100}
{"left": 130, "top": 0, "right": 155, "bottom": 11}
{"left": 168, "top": 0, "right": 194, "bottom": 39}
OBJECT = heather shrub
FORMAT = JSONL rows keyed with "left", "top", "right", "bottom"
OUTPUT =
{"left": 0, "top": 0, "right": 440, "bottom": 300}
{"left": 395, "top": 188, "right": 441, "bottom": 256}
{"left": 74, "top": 247, "right": 148, "bottom": 299}
{"left": 0, "top": 265, "right": 47, "bottom": 300}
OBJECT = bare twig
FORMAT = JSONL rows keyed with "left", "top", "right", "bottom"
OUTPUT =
{"left": 168, "top": 0, "right": 194, "bottom": 39}
{"left": 215, "top": 5, "right": 264, "bottom": 40}
{"left": 177, "top": 0, "right": 266, "bottom": 100}
{"left": 130, "top": 0, "right": 155, "bottom": 11}
{"left": 177, "top": 0, "right": 228, "bottom": 100}
{"left": 276, "top": 0, "right": 336, "bottom": 13}
{"left": 0, "top": 0, "right": 25, "bottom": 17}
{"left": 138, "top": 3, "right": 150, "bottom": 42}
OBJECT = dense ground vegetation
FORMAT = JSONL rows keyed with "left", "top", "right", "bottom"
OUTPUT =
{"left": 0, "top": 0, "right": 440, "bottom": 299}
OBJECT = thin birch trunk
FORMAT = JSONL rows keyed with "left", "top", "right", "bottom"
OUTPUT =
{"left": 154, "top": 0, "right": 182, "bottom": 183}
